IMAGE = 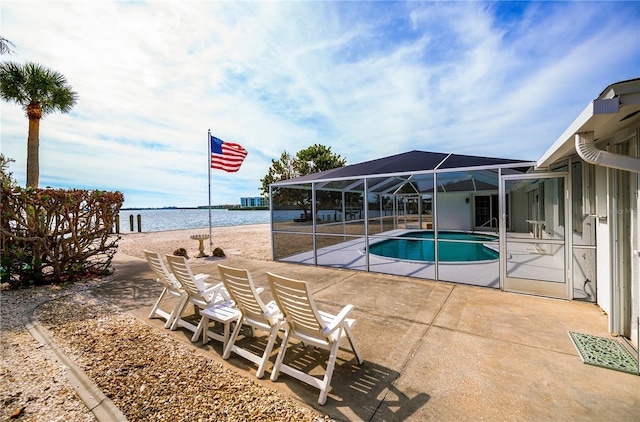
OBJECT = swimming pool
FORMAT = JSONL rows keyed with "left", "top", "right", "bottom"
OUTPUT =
{"left": 368, "top": 231, "right": 499, "bottom": 263}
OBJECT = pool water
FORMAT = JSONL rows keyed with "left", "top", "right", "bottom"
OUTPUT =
{"left": 368, "top": 231, "right": 499, "bottom": 262}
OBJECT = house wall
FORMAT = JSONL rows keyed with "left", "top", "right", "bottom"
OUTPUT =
{"left": 600, "top": 133, "right": 639, "bottom": 345}
{"left": 510, "top": 189, "right": 529, "bottom": 233}
{"left": 436, "top": 192, "right": 472, "bottom": 230}
{"left": 578, "top": 131, "right": 639, "bottom": 344}
{"left": 632, "top": 164, "right": 639, "bottom": 348}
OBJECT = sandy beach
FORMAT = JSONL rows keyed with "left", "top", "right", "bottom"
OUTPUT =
{"left": 116, "top": 223, "right": 273, "bottom": 262}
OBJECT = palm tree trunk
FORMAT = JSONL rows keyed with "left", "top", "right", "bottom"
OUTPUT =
{"left": 26, "top": 104, "right": 41, "bottom": 188}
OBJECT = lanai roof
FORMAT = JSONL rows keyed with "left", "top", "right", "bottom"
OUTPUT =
{"left": 272, "top": 150, "right": 534, "bottom": 187}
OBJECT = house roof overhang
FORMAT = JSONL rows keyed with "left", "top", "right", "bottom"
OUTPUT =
{"left": 536, "top": 78, "right": 640, "bottom": 169}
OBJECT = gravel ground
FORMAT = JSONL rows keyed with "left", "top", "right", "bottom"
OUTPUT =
{"left": 1, "top": 281, "right": 101, "bottom": 422}
{"left": 1, "top": 223, "right": 333, "bottom": 421}
{"left": 1, "top": 278, "right": 332, "bottom": 421}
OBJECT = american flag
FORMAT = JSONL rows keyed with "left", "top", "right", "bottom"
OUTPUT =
{"left": 210, "top": 135, "right": 247, "bottom": 172}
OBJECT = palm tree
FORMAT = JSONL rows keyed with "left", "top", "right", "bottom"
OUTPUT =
{"left": 0, "top": 62, "right": 78, "bottom": 187}
{"left": 0, "top": 36, "right": 15, "bottom": 55}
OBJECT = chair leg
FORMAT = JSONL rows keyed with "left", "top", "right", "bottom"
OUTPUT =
{"left": 318, "top": 338, "right": 341, "bottom": 405}
{"left": 344, "top": 324, "right": 363, "bottom": 364}
{"left": 222, "top": 319, "right": 245, "bottom": 360}
{"left": 270, "top": 330, "right": 292, "bottom": 382}
{"left": 222, "top": 319, "right": 233, "bottom": 350}
{"left": 256, "top": 324, "right": 280, "bottom": 379}
{"left": 192, "top": 315, "right": 207, "bottom": 343}
{"left": 165, "top": 294, "right": 188, "bottom": 329}
{"left": 148, "top": 288, "right": 168, "bottom": 319}
{"left": 170, "top": 299, "right": 190, "bottom": 331}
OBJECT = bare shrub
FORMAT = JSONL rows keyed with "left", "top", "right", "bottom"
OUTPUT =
{"left": 1, "top": 175, "right": 124, "bottom": 288}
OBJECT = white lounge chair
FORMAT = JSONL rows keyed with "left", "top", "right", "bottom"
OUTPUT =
{"left": 266, "top": 272, "right": 363, "bottom": 405}
{"left": 145, "top": 250, "right": 219, "bottom": 328}
{"left": 218, "top": 264, "right": 284, "bottom": 378}
{"left": 144, "top": 250, "right": 191, "bottom": 329}
{"left": 165, "top": 255, "right": 235, "bottom": 344}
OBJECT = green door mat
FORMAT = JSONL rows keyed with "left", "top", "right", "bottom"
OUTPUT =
{"left": 569, "top": 332, "right": 638, "bottom": 375}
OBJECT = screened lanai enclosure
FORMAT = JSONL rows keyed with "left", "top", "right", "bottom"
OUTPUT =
{"left": 269, "top": 150, "right": 594, "bottom": 298}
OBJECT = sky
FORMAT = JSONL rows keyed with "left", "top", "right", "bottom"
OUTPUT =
{"left": 1, "top": 1, "right": 638, "bottom": 208}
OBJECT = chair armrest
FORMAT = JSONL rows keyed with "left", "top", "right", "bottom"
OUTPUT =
{"left": 322, "top": 304, "right": 354, "bottom": 336}
{"left": 195, "top": 273, "right": 210, "bottom": 282}
{"left": 202, "top": 282, "right": 230, "bottom": 302}
{"left": 263, "top": 300, "right": 283, "bottom": 321}
{"left": 193, "top": 274, "right": 211, "bottom": 291}
{"left": 168, "top": 273, "right": 182, "bottom": 289}
{"left": 202, "top": 281, "right": 223, "bottom": 293}
{"left": 200, "top": 276, "right": 230, "bottom": 300}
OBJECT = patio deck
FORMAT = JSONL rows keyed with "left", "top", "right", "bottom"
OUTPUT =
{"left": 89, "top": 252, "right": 639, "bottom": 421}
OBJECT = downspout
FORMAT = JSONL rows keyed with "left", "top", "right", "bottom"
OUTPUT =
{"left": 575, "top": 132, "right": 640, "bottom": 173}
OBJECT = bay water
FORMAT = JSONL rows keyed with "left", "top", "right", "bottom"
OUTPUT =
{"left": 118, "top": 208, "right": 270, "bottom": 233}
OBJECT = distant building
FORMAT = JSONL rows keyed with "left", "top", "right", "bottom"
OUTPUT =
{"left": 240, "top": 197, "right": 268, "bottom": 208}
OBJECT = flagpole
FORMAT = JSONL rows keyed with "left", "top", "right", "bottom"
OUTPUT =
{"left": 208, "top": 129, "right": 213, "bottom": 253}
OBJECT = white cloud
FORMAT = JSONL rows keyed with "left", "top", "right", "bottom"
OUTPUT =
{"left": 1, "top": 0, "right": 638, "bottom": 207}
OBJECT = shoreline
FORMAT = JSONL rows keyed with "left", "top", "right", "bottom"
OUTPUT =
{"left": 115, "top": 223, "right": 272, "bottom": 261}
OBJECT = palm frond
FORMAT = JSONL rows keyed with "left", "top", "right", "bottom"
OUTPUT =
{"left": 0, "top": 61, "right": 78, "bottom": 116}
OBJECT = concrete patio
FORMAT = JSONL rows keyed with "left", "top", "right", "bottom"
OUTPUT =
{"left": 92, "top": 252, "right": 639, "bottom": 421}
